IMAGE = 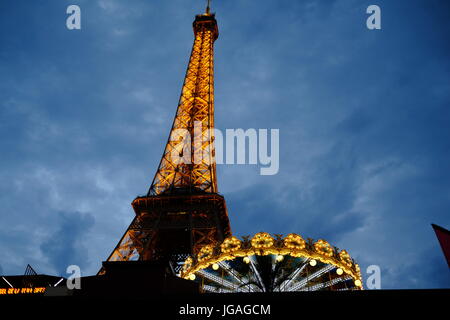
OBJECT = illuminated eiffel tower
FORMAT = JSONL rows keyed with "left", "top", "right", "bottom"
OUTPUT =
{"left": 104, "top": 2, "right": 231, "bottom": 272}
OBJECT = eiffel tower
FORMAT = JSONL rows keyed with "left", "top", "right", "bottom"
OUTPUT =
{"left": 104, "top": 2, "right": 231, "bottom": 273}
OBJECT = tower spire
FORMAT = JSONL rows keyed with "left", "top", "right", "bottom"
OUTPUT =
{"left": 206, "top": 0, "right": 211, "bottom": 14}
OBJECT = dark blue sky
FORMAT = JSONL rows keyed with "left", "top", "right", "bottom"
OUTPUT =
{"left": 0, "top": 0, "right": 449, "bottom": 289}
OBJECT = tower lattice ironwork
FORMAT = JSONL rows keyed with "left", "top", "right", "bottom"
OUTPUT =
{"left": 104, "top": 6, "right": 231, "bottom": 273}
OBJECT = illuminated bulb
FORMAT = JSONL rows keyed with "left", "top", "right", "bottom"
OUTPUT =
{"left": 243, "top": 257, "right": 250, "bottom": 264}
{"left": 212, "top": 263, "right": 219, "bottom": 270}
{"left": 276, "top": 255, "right": 284, "bottom": 262}
{"left": 336, "top": 268, "right": 344, "bottom": 275}
{"left": 309, "top": 259, "right": 317, "bottom": 267}
{"left": 189, "top": 274, "right": 196, "bottom": 281}
{"left": 354, "top": 279, "right": 362, "bottom": 287}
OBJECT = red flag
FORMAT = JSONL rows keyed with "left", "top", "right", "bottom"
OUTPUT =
{"left": 432, "top": 224, "right": 450, "bottom": 268}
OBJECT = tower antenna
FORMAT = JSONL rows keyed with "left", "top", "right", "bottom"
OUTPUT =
{"left": 206, "top": 0, "right": 211, "bottom": 14}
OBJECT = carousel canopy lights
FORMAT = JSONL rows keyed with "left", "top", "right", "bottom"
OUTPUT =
{"left": 181, "top": 232, "right": 363, "bottom": 291}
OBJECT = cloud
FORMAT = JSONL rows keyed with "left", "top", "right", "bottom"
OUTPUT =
{"left": 40, "top": 211, "right": 95, "bottom": 276}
